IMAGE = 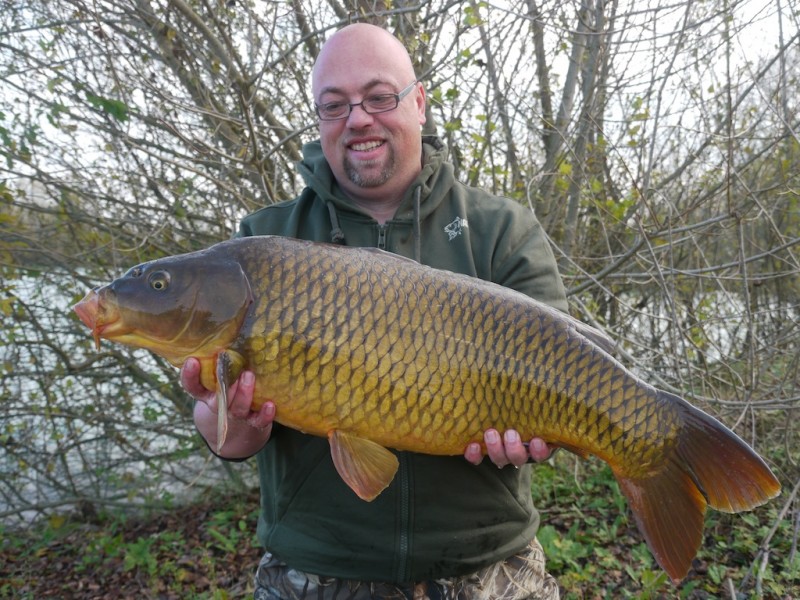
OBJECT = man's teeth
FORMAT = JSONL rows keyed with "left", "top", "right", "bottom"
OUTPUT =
{"left": 351, "top": 140, "right": 383, "bottom": 151}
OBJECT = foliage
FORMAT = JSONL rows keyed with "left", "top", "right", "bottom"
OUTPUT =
{"left": 0, "top": 487, "right": 262, "bottom": 599}
{"left": 0, "top": 0, "right": 798, "bottom": 595}
{"left": 2, "top": 461, "right": 796, "bottom": 598}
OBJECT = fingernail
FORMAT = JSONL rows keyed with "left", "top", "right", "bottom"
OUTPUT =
{"left": 466, "top": 443, "right": 480, "bottom": 462}
{"left": 504, "top": 430, "right": 519, "bottom": 444}
{"left": 242, "top": 371, "right": 255, "bottom": 387}
{"left": 486, "top": 430, "right": 499, "bottom": 444}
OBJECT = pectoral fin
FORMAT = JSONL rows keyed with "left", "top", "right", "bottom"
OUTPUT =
{"left": 214, "top": 349, "right": 246, "bottom": 453}
{"left": 328, "top": 431, "right": 399, "bottom": 501}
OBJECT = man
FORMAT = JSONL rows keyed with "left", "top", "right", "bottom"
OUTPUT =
{"left": 182, "top": 23, "right": 567, "bottom": 600}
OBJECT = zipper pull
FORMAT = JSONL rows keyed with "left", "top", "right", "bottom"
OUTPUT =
{"left": 377, "top": 224, "right": 387, "bottom": 250}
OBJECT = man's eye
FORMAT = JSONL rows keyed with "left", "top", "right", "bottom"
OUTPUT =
{"left": 321, "top": 102, "right": 346, "bottom": 113}
{"left": 365, "top": 94, "right": 396, "bottom": 109}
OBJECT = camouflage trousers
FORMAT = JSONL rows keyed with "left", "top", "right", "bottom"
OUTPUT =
{"left": 253, "top": 538, "right": 560, "bottom": 600}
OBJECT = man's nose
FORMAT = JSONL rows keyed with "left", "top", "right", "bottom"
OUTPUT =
{"left": 346, "top": 103, "right": 375, "bottom": 127}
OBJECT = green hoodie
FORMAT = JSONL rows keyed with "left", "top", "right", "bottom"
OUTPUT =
{"left": 238, "top": 137, "right": 567, "bottom": 583}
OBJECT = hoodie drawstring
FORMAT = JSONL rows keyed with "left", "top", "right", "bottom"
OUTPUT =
{"left": 326, "top": 201, "right": 346, "bottom": 244}
{"left": 412, "top": 185, "right": 421, "bottom": 263}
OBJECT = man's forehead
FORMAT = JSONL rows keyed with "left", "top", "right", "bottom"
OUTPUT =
{"left": 312, "top": 28, "right": 414, "bottom": 95}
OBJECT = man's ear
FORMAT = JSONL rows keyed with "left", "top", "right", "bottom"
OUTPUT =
{"left": 415, "top": 83, "right": 427, "bottom": 125}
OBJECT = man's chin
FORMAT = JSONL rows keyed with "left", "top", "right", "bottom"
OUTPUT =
{"left": 345, "top": 163, "right": 394, "bottom": 188}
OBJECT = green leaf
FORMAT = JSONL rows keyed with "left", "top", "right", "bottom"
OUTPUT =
{"left": 207, "top": 527, "right": 236, "bottom": 553}
{"left": 85, "top": 92, "right": 130, "bottom": 122}
{"left": 444, "top": 118, "right": 462, "bottom": 132}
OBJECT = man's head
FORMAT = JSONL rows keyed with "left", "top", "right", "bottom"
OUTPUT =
{"left": 311, "top": 24, "right": 426, "bottom": 213}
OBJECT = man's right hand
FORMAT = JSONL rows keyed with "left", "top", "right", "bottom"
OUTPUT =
{"left": 182, "top": 357, "right": 274, "bottom": 458}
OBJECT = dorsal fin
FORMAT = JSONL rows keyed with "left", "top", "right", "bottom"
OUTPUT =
{"left": 354, "top": 246, "right": 419, "bottom": 264}
{"left": 569, "top": 318, "right": 616, "bottom": 354}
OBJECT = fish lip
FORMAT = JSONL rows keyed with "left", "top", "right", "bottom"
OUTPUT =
{"left": 74, "top": 289, "right": 120, "bottom": 350}
{"left": 74, "top": 291, "right": 99, "bottom": 329}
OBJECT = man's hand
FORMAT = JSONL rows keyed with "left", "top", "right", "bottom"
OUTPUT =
{"left": 464, "top": 429, "right": 554, "bottom": 467}
{"left": 182, "top": 358, "right": 274, "bottom": 457}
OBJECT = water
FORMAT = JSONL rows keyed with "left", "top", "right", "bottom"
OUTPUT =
{"left": 0, "top": 272, "right": 255, "bottom": 528}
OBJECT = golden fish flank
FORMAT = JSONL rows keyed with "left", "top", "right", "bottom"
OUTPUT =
{"left": 73, "top": 235, "right": 780, "bottom": 584}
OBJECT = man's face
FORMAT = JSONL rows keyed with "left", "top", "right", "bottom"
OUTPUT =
{"left": 312, "top": 29, "right": 426, "bottom": 204}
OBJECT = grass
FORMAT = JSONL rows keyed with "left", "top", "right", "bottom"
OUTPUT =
{"left": 1, "top": 456, "right": 797, "bottom": 598}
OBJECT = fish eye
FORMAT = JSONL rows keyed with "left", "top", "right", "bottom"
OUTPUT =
{"left": 148, "top": 271, "right": 170, "bottom": 291}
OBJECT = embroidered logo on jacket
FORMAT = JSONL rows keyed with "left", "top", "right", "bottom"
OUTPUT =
{"left": 444, "top": 217, "right": 468, "bottom": 241}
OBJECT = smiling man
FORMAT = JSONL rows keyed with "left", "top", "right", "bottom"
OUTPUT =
{"left": 183, "top": 23, "right": 567, "bottom": 600}
{"left": 311, "top": 28, "right": 426, "bottom": 222}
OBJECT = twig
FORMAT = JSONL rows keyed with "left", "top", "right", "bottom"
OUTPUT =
{"left": 755, "top": 548, "right": 769, "bottom": 598}
{"left": 790, "top": 505, "right": 799, "bottom": 576}
{"left": 725, "top": 577, "right": 737, "bottom": 599}
{"left": 739, "top": 476, "right": 800, "bottom": 591}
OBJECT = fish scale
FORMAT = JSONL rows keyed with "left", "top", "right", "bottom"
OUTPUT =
{"left": 238, "top": 239, "right": 667, "bottom": 463}
{"left": 73, "top": 235, "right": 781, "bottom": 583}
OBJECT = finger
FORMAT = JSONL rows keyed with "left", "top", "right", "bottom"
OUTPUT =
{"left": 247, "top": 401, "right": 275, "bottom": 431}
{"left": 527, "top": 437, "right": 553, "bottom": 462}
{"left": 463, "top": 441, "right": 484, "bottom": 465}
{"left": 179, "top": 357, "right": 198, "bottom": 391}
{"left": 503, "top": 430, "right": 530, "bottom": 467}
{"left": 484, "top": 429, "right": 509, "bottom": 468}
{"left": 228, "top": 371, "right": 256, "bottom": 419}
{"left": 180, "top": 358, "right": 212, "bottom": 401}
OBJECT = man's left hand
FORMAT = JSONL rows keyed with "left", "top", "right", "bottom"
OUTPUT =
{"left": 464, "top": 429, "right": 554, "bottom": 467}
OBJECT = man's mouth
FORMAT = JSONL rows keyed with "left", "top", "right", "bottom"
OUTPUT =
{"left": 349, "top": 140, "right": 384, "bottom": 152}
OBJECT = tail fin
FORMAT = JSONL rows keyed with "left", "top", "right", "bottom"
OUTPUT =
{"left": 616, "top": 391, "right": 781, "bottom": 583}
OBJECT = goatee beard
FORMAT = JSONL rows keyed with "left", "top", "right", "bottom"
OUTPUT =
{"left": 344, "top": 148, "right": 395, "bottom": 188}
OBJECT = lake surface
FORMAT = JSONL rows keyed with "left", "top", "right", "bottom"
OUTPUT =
{"left": 1, "top": 273, "right": 255, "bottom": 528}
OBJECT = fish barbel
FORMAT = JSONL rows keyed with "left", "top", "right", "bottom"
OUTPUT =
{"left": 73, "top": 235, "right": 780, "bottom": 583}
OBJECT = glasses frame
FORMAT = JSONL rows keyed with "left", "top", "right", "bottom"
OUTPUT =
{"left": 314, "top": 81, "right": 418, "bottom": 121}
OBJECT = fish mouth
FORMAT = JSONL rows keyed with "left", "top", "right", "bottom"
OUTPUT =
{"left": 74, "top": 289, "right": 120, "bottom": 350}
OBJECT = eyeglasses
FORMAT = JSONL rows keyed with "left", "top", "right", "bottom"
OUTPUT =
{"left": 314, "top": 81, "right": 418, "bottom": 121}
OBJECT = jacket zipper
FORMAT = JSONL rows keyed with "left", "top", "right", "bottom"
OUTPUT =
{"left": 378, "top": 223, "right": 412, "bottom": 581}
{"left": 377, "top": 224, "right": 388, "bottom": 250}
{"left": 395, "top": 453, "right": 412, "bottom": 582}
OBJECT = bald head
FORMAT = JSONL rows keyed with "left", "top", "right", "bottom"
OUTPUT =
{"left": 309, "top": 24, "right": 426, "bottom": 221}
{"left": 312, "top": 24, "right": 417, "bottom": 98}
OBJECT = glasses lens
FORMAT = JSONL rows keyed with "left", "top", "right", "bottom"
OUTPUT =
{"left": 364, "top": 94, "right": 399, "bottom": 113}
{"left": 318, "top": 102, "right": 347, "bottom": 120}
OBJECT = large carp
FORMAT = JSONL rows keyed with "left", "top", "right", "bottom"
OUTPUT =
{"left": 74, "top": 235, "right": 780, "bottom": 583}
